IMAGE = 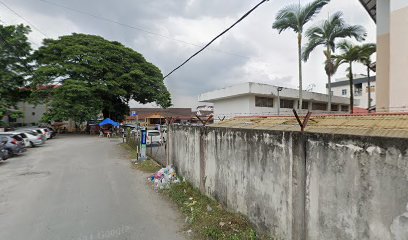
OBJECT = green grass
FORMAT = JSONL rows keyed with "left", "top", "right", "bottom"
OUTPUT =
{"left": 135, "top": 159, "right": 161, "bottom": 173}
{"left": 120, "top": 143, "right": 161, "bottom": 173}
{"left": 162, "top": 181, "right": 270, "bottom": 240}
{"left": 120, "top": 143, "right": 139, "bottom": 159}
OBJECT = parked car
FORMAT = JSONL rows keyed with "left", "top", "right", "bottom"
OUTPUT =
{"left": 16, "top": 131, "right": 45, "bottom": 147}
{"left": 0, "top": 134, "right": 26, "bottom": 156}
{"left": 147, "top": 130, "right": 162, "bottom": 145}
{"left": 47, "top": 127, "right": 57, "bottom": 138}
{"left": 0, "top": 138, "right": 8, "bottom": 160}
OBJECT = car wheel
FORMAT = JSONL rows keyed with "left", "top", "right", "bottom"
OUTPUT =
{"left": 30, "top": 141, "right": 35, "bottom": 148}
{"left": 3, "top": 149, "right": 9, "bottom": 160}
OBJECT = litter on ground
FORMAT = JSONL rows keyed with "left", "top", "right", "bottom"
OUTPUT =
{"left": 148, "top": 165, "right": 180, "bottom": 191}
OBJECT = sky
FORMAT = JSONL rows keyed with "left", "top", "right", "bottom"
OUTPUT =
{"left": 0, "top": 0, "right": 376, "bottom": 109}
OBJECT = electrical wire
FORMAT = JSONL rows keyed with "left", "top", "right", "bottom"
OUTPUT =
{"left": 0, "top": 0, "right": 48, "bottom": 38}
{"left": 163, "top": 0, "right": 270, "bottom": 79}
{"left": 0, "top": 18, "right": 40, "bottom": 47}
{"left": 38, "top": 0, "right": 251, "bottom": 59}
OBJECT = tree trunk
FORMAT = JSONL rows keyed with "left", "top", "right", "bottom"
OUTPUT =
{"left": 349, "top": 62, "right": 354, "bottom": 114}
{"left": 326, "top": 46, "right": 332, "bottom": 112}
{"left": 297, "top": 33, "right": 303, "bottom": 110}
{"left": 367, "top": 64, "right": 371, "bottom": 111}
{"left": 327, "top": 74, "right": 332, "bottom": 111}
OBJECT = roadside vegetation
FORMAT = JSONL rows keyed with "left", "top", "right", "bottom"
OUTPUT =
{"left": 162, "top": 181, "right": 274, "bottom": 240}
{"left": 120, "top": 143, "right": 161, "bottom": 173}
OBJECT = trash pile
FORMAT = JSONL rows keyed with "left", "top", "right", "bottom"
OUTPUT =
{"left": 148, "top": 165, "right": 180, "bottom": 191}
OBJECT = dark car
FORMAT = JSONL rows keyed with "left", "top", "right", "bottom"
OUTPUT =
{"left": 0, "top": 138, "right": 8, "bottom": 160}
{"left": 0, "top": 134, "right": 26, "bottom": 157}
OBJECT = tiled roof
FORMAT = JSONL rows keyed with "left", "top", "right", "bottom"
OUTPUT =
{"left": 213, "top": 112, "right": 408, "bottom": 139}
{"left": 359, "top": 0, "right": 376, "bottom": 22}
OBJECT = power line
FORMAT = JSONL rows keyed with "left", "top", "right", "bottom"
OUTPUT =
{"left": 0, "top": 18, "right": 40, "bottom": 47}
{"left": 163, "top": 0, "right": 270, "bottom": 79}
{"left": 38, "top": 0, "right": 251, "bottom": 59}
{"left": 0, "top": 0, "right": 48, "bottom": 38}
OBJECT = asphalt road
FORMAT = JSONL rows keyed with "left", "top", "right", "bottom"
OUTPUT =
{"left": 0, "top": 135, "right": 185, "bottom": 240}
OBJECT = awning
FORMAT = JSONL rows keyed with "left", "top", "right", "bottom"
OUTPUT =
{"left": 99, "top": 118, "right": 119, "bottom": 127}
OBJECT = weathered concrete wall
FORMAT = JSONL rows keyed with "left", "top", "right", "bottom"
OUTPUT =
{"left": 306, "top": 134, "right": 408, "bottom": 240}
{"left": 169, "top": 125, "right": 408, "bottom": 239}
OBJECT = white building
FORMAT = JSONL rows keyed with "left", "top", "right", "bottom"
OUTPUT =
{"left": 198, "top": 82, "right": 350, "bottom": 120}
{"left": 328, "top": 75, "right": 376, "bottom": 109}
{"left": 1, "top": 102, "right": 48, "bottom": 126}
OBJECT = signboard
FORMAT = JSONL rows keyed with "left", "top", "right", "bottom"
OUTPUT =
{"left": 139, "top": 129, "right": 147, "bottom": 160}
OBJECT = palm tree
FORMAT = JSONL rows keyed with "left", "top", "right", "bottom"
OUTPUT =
{"left": 333, "top": 40, "right": 362, "bottom": 113}
{"left": 302, "top": 12, "right": 366, "bottom": 111}
{"left": 272, "top": 0, "right": 330, "bottom": 110}
{"left": 358, "top": 43, "right": 376, "bottom": 110}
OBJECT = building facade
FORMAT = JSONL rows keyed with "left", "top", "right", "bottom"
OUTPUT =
{"left": 328, "top": 75, "right": 376, "bottom": 109}
{"left": 360, "top": 0, "right": 408, "bottom": 112}
{"left": 199, "top": 82, "right": 350, "bottom": 120}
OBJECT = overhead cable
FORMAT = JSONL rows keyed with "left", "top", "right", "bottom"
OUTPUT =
{"left": 38, "top": 0, "right": 250, "bottom": 59}
{"left": 0, "top": 0, "right": 48, "bottom": 37}
{"left": 163, "top": 0, "right": 270, "bottom": 79}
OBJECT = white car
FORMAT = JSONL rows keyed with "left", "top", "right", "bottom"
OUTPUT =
{"left": 147, "top": 130, "right": 162, "bottom": 145}
{"left": 2, "top": 132, "right": 44, "bottom": 147}
{"left": 20, "top": 131, "right": 45, "bottom": 147}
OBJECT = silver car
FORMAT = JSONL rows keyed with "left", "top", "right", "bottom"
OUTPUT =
{"left": 17, "top": 131, "right": 45, "bottom": 147}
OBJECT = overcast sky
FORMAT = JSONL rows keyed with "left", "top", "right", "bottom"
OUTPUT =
{"left": 0, "top": 0, "right": 376, "bottom": 108}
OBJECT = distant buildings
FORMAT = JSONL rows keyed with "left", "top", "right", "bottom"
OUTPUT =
{"left": 328, "top": 75, "right": 376, "bottom": 109}
{"left": 199, "top": 82, "right": 350, "bottom": 120}
{"left": 1, "top": 102, "right": 47, "bottom": 126}
{"left": 127, "top": 108, "right": 193, "bottom": 126}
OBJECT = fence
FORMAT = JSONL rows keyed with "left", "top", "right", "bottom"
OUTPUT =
{"left": 125, "top": 129, "right": 168, "bottom": 166}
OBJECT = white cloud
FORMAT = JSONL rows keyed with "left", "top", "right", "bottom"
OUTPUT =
{"left": 0, "top": 0, "right": 377, "bottom": 107}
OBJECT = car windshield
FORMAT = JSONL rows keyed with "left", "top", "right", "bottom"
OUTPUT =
{"left": 27, "top": 131, "right": 38, "bottom": 136}
{"left": 12, "top": 135, "right": 23, "bottom": 141}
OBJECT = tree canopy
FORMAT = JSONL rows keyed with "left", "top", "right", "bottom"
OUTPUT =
{"left": 32, "top": 33, "right": 171, "bottom": 122}
{"left": 0, "top": 23, "right": 32, "bottom": 120}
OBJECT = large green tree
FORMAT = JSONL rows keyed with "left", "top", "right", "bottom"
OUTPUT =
{"left": 42, "top": 80, "right": 102, "bottom": 128}
{"left": 302, "top": 12, "right": 366, "bottom": 111}
{"left": 0, "top": 23, "right": 32, "bottom": 120}
{"left": 272, "top": 0, "right": 329, "bottom": 109}
{"left": 31, "top": 33, "right": 171, "bottom": 122}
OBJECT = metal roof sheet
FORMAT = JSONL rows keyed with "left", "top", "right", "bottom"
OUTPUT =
{"left": 212, "top": 113, "right": 408, "bottom": 139}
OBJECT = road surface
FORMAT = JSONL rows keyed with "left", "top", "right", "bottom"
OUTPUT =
{"left": 0, "top": 135, "right": 185, "bottom": 240}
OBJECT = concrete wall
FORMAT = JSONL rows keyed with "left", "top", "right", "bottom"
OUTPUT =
{"left": 169, "top": 125, "right": 408, "bottom": 239}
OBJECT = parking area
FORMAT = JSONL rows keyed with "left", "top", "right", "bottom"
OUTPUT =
{"left": 0, "top": 134, "right": 184, "bottom": 240}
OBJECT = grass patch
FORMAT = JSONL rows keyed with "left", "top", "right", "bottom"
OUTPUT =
{"left": 162, "top": 181, "right": 270, "bottom": 240}
{"left": 120, "top": 143, "right": 161, "bottom": 173}
{"left": 135, "top": 159, "right": 162, "bottom": 173}
{"left": 120, "top": 143, "right": 139, "bottom": 159}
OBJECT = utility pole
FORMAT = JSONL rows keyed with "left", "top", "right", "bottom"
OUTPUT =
{"left": 277, "top": 87, "right": 283, "bottom": 116}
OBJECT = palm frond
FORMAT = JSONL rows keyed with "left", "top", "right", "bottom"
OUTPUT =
{"left": 302, "top": 38, "right": 324, "bottom": 61}
{"left": 300, "top": 0, "right": 330, "bottom": 27}
{"left": 273, "top": 4, "right": 300, "bottom": 33}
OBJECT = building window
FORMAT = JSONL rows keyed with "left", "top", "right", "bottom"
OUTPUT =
{"left": 312, "top": 102, "right": 327, "bottom": 111}
{"left": 302, "top": 101, "right": 309, "bottom": 110}
{"left": 354, "top": 83, "right": 363, "bottom": 96}
{"left": 32, "top": 112, "right": 35, "bottom": 116}
{"left": 342, "top": 89, "right": 347, "bottom": 95}
{"left": 255, "top": 96, "right": 273, "bottom": 108}
{"left": 280, "top": 99, "right": 294, "bottom": 109}
{"left": 331, "top": 104, "right": 339, "bottom": 111}
{"left": 341, "top": 105, "right": 349, "bottom": 112}
{"left": 366, "top": 86, "right": 375, "bottom": 93}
